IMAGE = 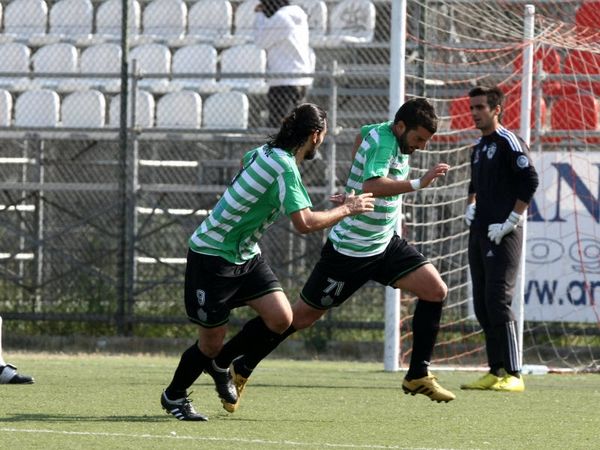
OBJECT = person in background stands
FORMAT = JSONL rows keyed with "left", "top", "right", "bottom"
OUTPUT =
{"left": 254, "top": 0, "right": 314, "bottom": 127}
{"left": 461, "top": 85, "right": 539, "bottom": 393}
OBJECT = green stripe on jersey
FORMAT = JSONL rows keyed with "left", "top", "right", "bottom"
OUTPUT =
{"left": 189, "top": 146, "right": 312, "bottom": 264}
{"left": 329, "top": 121, "right": 410, "bottom": 257}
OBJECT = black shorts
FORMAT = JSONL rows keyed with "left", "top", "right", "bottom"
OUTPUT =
{"left": 184, "top": 249, "right": 283, "bottom": 328}
{"left": 301, "top": 235, "right": 429, "bottom": 309}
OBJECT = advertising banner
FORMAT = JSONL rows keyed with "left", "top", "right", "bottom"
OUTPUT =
{"left": 524, "top": 152, "right": 599, "bottom": 323}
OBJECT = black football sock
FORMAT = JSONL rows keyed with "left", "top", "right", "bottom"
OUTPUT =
{"left": 239, "top": 324, "right": 297, "bottom": 377}
{"left": 215, "top": 316, "right": 297, "bottom": 378}
{"left": 406, "top": 299, "right": 443, "bottom": 380}
{"left": 489, "top": 364, "right": 504, "bottom": 377}
{"left": 165, "top": 341, "right": 210, "bottom": 400}
{"left": 214, "top": 316, "right": 271, "bottom": 369}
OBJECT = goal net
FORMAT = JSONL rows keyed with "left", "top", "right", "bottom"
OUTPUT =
{"left": 398, "top": 0, "right": 599, "bottom": 372}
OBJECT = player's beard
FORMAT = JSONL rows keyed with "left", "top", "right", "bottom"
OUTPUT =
{"left": 396, "top": 130, "right": 411, "bottom": 155}
{"left": 304, "top": 145, "right": 318, "bottom": 160}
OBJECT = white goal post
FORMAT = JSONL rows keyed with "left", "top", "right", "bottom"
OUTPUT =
{"left": 385, "top": 0, "right": 599, "bottom": 372}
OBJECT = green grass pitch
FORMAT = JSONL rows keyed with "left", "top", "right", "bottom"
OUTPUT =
{"left": 1, "top": 353, "right": 598, "bottom": 449}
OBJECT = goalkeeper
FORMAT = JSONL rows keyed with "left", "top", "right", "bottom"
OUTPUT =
{"left": 461, "top": 86, "right": 539, "bottom": 393}
{"left": 214, "top": 98, "right": 456, "bottom": 411}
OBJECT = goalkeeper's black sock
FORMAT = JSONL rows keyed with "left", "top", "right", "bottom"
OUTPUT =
{"left": 489, "top": 365, "right": 504, "bottom": 377}
{"left": 165, "top": 341, "right": 209, "bottom": 400}
{"left": 406, "top": 299, "right": 442, "bottom": 380}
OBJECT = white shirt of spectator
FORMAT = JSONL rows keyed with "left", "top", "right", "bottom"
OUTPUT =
{"left": 254, "top": 5, "right": 313, "bottom": 87}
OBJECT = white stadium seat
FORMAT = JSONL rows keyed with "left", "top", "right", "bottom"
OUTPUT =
{"left": 171, "top": 45, "right": 223, "bottom": 94}
{"left": 78, "top": 43, "right": 122, "bottom": 93}
{"left": 94, "top": 0, "right": 141, "bottom": 43}
{"left": 218, "top": 0, "right": 259, "bottom": 47}
{"left": 311, "top": 0, "right": 375, "bottom": 47}
{"left": 219, "top": 44, "right": 267, "bottom": 94}
{"left": 129, "top": 44, "right": 171, "bottom": 94}
{"left": 109, "top": 90, "right": 155, "bottom": 128}
{"left": 156, "top": 91, "right": 202, "bottom": 128}
{"left": 136, "top": 0, "right": 187, "bottom": 46}
{"left": 15, "top": 89, "right": 60, "bottom": 127}
{"left": 30, "top": 43, "right": 80, "bottom": 93}
{"left": 183, "top": 0, "right": 233, "bottom": 47}
{"left": 0, "top": 43, "right": 33, "bottom": 92}
{"left": 61, "top": 90, "right": 106, "bottom": 128}
{"left": 3, "top": 0, "right": 49, "bottom": 46}
{"left": 46, "top": 0, "right": 95, "bottom": 46}
{"left": 202, "top": 91, "right": 248, "bottom": 129}
{"left": 292, "top": 0, "right": 328, "bottom": 45}
{"left": 0, "top": 89, "right": 13, "bottom": 127}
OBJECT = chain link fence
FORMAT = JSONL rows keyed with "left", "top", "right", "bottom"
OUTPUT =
{"left": 1, "top": 0, "right": 598, "bottom": 366}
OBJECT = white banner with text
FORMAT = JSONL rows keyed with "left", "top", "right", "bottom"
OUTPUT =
{"left": 524, "top": 151, "right": 599, "bottom": 323}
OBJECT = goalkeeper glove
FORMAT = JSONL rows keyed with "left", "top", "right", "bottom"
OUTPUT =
{"left": 487, "top": 211, "right": 522, "bottom": 245}
{"left": 464, "top": 203, "right": 476, "bottom": 226}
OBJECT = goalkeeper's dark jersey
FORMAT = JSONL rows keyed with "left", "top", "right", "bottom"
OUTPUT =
{"left": 468, "top": 126, "right": 539, "bottom": 230}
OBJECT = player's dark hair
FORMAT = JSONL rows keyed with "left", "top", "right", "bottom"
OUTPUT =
{"left": 393, "top": 98, "right": 438, "bottom": 134}
{"left": 267, "top": 103, "right": 327, "bottom": 152}
{"left": 468, "top": 85, "right": 505, "bottom": 122}
{"left": 261, "top": 0, "right": 289, "bottom": 17}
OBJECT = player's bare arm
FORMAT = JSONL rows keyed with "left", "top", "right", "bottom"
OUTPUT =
{"left": 290, "top": 191, "right": 374, "bottom": 234}
{"left": 363, "top": 163, "right": 450, "bottom": 197}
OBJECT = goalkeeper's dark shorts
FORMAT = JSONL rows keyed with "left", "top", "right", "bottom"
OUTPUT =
{"left": 301, "top": 235, "right": 429, "bottom": 310}
{"left": 184, "top": 249, "right": 283, "bottom": 328}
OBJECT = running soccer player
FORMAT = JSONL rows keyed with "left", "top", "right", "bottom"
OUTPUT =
{"left": 460, "top": 85, "right": 539, "bottom": 392}
{"left": 160, "top": 103, "right": 375, "bottom": 421}
{"left": 214, "top": 98, "right": 456, "bottom": 412}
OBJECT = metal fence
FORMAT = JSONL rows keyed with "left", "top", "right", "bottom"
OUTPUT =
{"left": 0, "top": 0, "right": 398, "bottom": 339}
{"left": 1, "top": 0, "right": 599, "bottom": 368}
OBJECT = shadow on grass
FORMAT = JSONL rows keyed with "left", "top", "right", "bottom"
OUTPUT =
{"left": 0, "top": 412, "right": 336, "bottom": 425}
{"left": 247, "top": 382, "right": 399, "bottom": 390}
{"left": 0, "top": 413, "right": 169, "bottom": 423}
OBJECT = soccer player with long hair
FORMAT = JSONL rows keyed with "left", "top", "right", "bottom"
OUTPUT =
{"left": 160, "top": 103, "right": 374, "bottom": 421}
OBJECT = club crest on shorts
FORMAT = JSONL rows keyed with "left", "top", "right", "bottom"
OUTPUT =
{"left": 196, "top": 289, "right": 205, "bottom": 306}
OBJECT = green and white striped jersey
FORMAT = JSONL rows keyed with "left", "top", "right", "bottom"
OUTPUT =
{"left": 189, "top": 145, "right": 312, "bottom": 264}
{"left": 329, "top": 121, "right": 410, "bottom": 257}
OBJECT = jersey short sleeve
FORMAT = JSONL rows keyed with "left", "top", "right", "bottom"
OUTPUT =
{"left": 360, "top": 122, "right": 397, "bottom": 180}
{"left": 281, "top": 167, "right": 312, "bottom": 215}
